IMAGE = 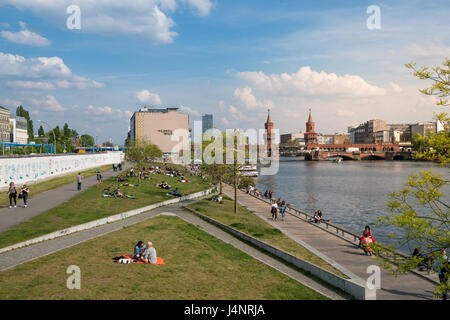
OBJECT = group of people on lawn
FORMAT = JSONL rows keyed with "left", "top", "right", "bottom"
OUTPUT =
{"left": 133, "top": 241, "right": 157, "bottom": 264}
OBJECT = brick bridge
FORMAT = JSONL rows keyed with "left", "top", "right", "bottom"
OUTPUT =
{"left": 304, "top": 150, "right": 411, "bottom": 161}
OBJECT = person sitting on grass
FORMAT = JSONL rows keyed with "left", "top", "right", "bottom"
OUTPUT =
{"left": 117, "top": 175, "right": 128, "bottom": 182}
{"left": 133, "top": 241, "right": 146, "bottom": 260}
{"left": 115, "top": 187, "right": 124, "bottom": 198}
{"left": 212, "top": 195, "right": 223, "bottom": 202}
{"left": 156, "top": 181, "right": 170, "bottom": 189}
{"left": 141, "top": 241, "right": 157, "bottom": 264}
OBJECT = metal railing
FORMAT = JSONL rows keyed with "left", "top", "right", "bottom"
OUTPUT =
{"left": 244, "top": 188, "right": 410, "bottom": 261}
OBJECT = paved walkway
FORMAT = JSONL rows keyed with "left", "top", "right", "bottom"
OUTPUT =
{"left": 0, "top": 165, "right": 129, "bottom": 234}
{"left": 0, "top": 200, "right": 345, "bottom": 300}
{"left": 222, "top": 184, "right": 441, "bottom": 300}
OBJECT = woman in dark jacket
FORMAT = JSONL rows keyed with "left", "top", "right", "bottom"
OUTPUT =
{"left": 133, "top": 241, "right": 146, "bottom": 260}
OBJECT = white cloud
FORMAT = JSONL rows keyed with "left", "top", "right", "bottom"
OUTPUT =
{"left": 181, "top": 0, "right": 214, "bottom": 16}
{"left": 84, "top": 105, "right": 133, "bottom": 121}
{"left": 87, "top": 105, "right": 113, "bottom": 115}
{"left": 0, "top": 52, "right": 104, "bottom": 90}
{"left": 0, "top": 98, "right": 23, "bottom": 109}
{"left": 0, "top": 22, "right": 50, "bottom": 46}
{"left": 389, "top": 82, "right": 402, "bottom": 93}
{"left": 217, "top": 65, "right": 441, "bottom": 134}
{"left": 234, "top": 86, "right": 273, "bottom": 110}
{"left": 6, "top": 80, "right": 55, "bottom": 90}
{"left": 220, "top": 117, "right": 231, "bottom": 127}
{"left": 178, "top": 105, "right": 200, "bottom": 116}
{"left": 4, "top": 0, "right": 214, "bottom": 44}
{"left": 336, "top": 108, "right": 356, "bottom": 118}
{"left": 136, "top": 90, "right": 162, "bottom": 105}
{"left": 237, "top": 66, "right": 387, "bottom": 98}
{"left": 30, "top": 95, "right": 64, "bottom": 112}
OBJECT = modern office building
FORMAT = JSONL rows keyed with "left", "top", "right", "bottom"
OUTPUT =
{"left": 280, "top": 132, "right": 305, "bottom": 144}
{"left": 0, "top": 106, "right": 11, "bottom": 144}
{"left": 348, "top": 119, "right": 387, "bottom": 144}
{"left": 410, "top": 122, "right": 437, "bottom": 137}
{"left": 129, "top": 107, "right": 189, "bottom": 154}
{"left": 317, "top": 134, "right": 334, "bottom": 145}
{"left": 10, "top": 115, "right": 28, "bottom": 144}
{"left": 202, "top": 114, "right": 213, "bottom": 133}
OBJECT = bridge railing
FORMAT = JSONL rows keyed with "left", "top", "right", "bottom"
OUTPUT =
{"left": 244, "top": 188, "right": 409, "bottom": 261}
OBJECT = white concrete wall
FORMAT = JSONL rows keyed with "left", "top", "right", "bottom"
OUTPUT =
{"left": 0, "top": 152, "right": 123, "bottom": 189}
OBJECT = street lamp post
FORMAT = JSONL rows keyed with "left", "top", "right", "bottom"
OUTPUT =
{"left": 38, "top": 120, "right": 56, "bottom": 154}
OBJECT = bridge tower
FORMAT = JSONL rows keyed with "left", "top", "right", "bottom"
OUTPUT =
{"left": 304, "top": 109, "right": 318, "bottom": 148}
{"left": 264, "top": 109, "right": 274, "bottom": 157}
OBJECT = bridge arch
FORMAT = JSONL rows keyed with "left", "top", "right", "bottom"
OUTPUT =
{"left": 361, "top": 154, "right": 385, "bottom": 160}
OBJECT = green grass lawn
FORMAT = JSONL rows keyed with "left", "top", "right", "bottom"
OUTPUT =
{"left": 187, "top": 197, "right": 348, "bottom": 278}
{"left": 0, "top": 215, "right": 327, "bottom": 300}
{"left": 0, "top": 164, "right": 210, "bottom": 249}
{"left": 0, "top": 164, "right": 113, "bottom": 208}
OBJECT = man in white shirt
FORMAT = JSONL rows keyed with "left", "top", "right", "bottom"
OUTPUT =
{"left": 142, "top": 241, "right": 157, "bottom": 264}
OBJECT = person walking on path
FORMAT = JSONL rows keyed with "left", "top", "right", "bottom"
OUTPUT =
{"left": 21, "top": 185, "right": 29, "bottom": 208}
{"left": 271, "top": 202, "right": 278, "bottom": 221}
{"left": 279, "top": 200, "right": 286, "bottom": 221}
{"left": 96, "top": 171, "right": 102, "bottom": 186}
{"left": 7, "top": 182, "right": 17, "bottom": 208}
{"left": 76, "top": 173, "right": 83, "bottom": 191}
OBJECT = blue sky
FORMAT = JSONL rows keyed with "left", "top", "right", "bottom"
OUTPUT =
{"left": 0, "top": 0, "right": 449, "bottom": 144}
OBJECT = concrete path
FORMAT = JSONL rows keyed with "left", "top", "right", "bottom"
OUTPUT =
{"left": 222, "top": 184, "right": 441, "bottom": 300}
{"left": 0, "top": 200, "right": 346, "bottom": 300}
{"left": 0, "top": 165, "right": 129, "bottom": 234}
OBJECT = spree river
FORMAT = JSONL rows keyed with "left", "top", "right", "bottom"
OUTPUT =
{"left": 256, "top": 159, "right": 449, "bottom": 251}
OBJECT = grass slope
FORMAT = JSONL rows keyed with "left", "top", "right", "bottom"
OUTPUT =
{"left": 187, "top": 197, "right": 348, "bottom": 278}
{"left": 0, "top": 166, "right": 209, "bottom": 248}
{"left": 0, "top": 215, "right": 327, "bottom": 300}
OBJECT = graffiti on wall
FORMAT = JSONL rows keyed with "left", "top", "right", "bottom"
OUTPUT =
{"left": 0, "top": 152, "right": 123, "bottom": 187}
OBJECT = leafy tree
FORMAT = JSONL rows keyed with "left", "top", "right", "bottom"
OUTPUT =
{"left": 16, "top": 105, "right": 34, "bottom": 141}
{"left": 374, "top": 171, "right": 449, "bottom": 298}
{"left": 374, "top": 59, "right": 449, "bottom": 299}
{"left": 80, "top": 134, "right": 94, "bottom": 147}
{"left": 406, "top": 58, "right": 449, "bottom": 106}
{"left": 285, "top": 139, "right": 300, "bottom": 147}
{"left": 63, "top": 123, "right": 71, "bottom": 138}
{"left": 126, "top": 139, "right": 163, "bottom": 181}
{"left": 239, "top": 176, "right": 255, "bottom": 189}
{"left": 201, "top": 130, "right": 246, "bottom": 213}
{"left": 38, "top": 125, "right": 45, "bottom": 137}
{"left": 103, "top": 141, "right": 114, "bottom": 147}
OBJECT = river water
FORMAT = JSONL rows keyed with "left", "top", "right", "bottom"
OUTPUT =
{"left": 256, "top": 159, "right": 449, "bottom": 252}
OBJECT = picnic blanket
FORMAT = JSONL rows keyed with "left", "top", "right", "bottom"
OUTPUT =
{"left": 122, "top": 254, "right": 165, "bottom": 265}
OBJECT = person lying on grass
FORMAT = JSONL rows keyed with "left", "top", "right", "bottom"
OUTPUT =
{"left": 156, "top": 182, "right": 171, "bottom": 189}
